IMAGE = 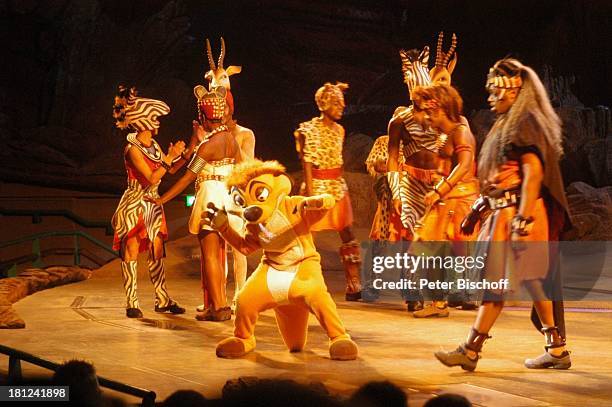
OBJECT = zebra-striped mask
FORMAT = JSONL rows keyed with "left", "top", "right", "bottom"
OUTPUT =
{"left": 399, "top": 46, "right": 431, "bottom": 98}
{"left": 113, "top": 86, "right": 170, "bottom": 132}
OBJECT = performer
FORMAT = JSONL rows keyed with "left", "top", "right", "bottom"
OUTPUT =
{"left": 111, "top": 86, "right": 186, "bottom": 318}
{"left": 387, "top": 47, "right": 446, "bottom": 239}
{"left": 409, "top": 84, "right": 479, "bottom": 317}
{"left": 155, "top": 85, "right": 240, "bottom": 321}
{"left": 294, "top": 82, "right": 362, "bottom": 301}
{"left": 204, "top": 159, "right": 358, "bottom": 360}
{"left": 201, "top": 36, "right": 256, "bottom": 312}
{"left": 435, "top": 58, "right": 571, "bottom": 370}
{"left": 386, "top": 46, "right": 446, "bottom": 311}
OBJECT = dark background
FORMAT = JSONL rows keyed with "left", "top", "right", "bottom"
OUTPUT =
{"left": 0, "top": 0, "right": 610, "bottom": 191}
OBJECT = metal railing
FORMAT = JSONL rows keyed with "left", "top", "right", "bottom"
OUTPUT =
{"left": 0, "top": 207, "right": 114, "bottom": 235}
{"left": 0, "top": 344, "right": 156, "bottom": 406}
{"left": 0, "top": 231, "right": 119, "bottom": 277}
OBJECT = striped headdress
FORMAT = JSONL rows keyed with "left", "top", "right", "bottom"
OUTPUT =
{"left": 486, "top": 61, "right": 523, "bottom": 101}
{"left": 113, "top": 86, "right": 170, "bottom": 132}
{"left": 399, "top": 46, "right": 431, "bottom": 96}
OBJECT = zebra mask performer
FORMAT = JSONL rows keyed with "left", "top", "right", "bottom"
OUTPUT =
{"left": 111, "top": 86, "right": 186, "bottom": 319}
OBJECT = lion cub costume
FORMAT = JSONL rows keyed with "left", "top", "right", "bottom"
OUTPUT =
{"left": 204, "top": 159, "right": 358, "bottom": 360}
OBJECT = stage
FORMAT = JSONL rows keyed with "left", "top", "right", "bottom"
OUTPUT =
{"left": 1, "top": 232, "right": 611, "bottom": 407}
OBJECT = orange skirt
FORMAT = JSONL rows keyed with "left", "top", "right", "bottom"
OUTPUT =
{"left": 479, "top": 160, "right": 550, "bottom": 285}
{"left": 416, "top": 179, "right": 479, "bottom": 242}
{"left": 310, "top": 193, "right": 354, "bottom": 232}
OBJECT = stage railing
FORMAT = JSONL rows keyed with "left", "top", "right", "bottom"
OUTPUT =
{"left": 0, "top": 207, "right": 114, "bottom": 235}
{"left": 0, "top": 344, "right": 156, "bottom": 406}
{"left": 0, "top": 231, "right": 119, "bottom": 277}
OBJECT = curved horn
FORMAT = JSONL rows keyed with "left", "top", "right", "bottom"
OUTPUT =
{"left": 420, "top": 45, "right": 430, "bottom": 66}
{"left": 218, "top": 37, "right": 226, "bottom": 69}
{"left": 435, "top": 31, "right": 444, "bottom": 67}
{"left": 206, "top": 38, "right": 216, "bottom": 71}
{"left": 444, "top": 33, "right": 457, "bottom": 66}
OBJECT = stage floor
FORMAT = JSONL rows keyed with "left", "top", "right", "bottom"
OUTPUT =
{"left": 1, "top": 233, "right": 612, "bottom": 406}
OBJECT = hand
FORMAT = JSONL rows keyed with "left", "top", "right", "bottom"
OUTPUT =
{"left": 373, "top": 161, "right": 387, "bottom": 174}
{"left": 191, "top": 120, "right": 206, "bottom": 143}
{"left": 393, "top": 199, "right": 402, "bottom": 216}
{"left": 167, "top": 141, "right": 186, "bottom": 160}
{"left": 202, "top": 202, "right": 229, "bottom": 230}
{"left": 301, "top": 194, "right": 335, "bottom": 211}
{"left": 424, "top": 190, "right": 441, "bottom": 208}
{"left": 510, "top": 231, "right": 528, "bottom": 252}
{"left": 460, "top": 211, "right": 478, "bottom": 236}
{"left": 144, "top": 196, "right": 163, "bottom": 206}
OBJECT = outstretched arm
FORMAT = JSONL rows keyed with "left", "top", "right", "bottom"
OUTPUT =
{"left": 202, "top": 203, "right": 260, "bottom": 255}
{"left": 166, "top": 121, "right": 203, "bottom": 174}
{"left": 158, "top": 170, "right": 197, "bottom": 204}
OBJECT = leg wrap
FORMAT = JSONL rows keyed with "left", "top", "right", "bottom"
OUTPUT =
{"left": 121, "top": 261, "right": 139, "bottom": 309}
{"left": 339, "top": 240, "right": 362, "bottom": 265}
{"left": 464, "top": 327, "right": 491, "bottom": 353}
{"left": 147, "top": 258, "right": 171, "bottom": 308}
{"left": 542, "top": 326, "right": 566, "bottom": 350}
{"left": 340, "top": 240, "right": 362, "bottom": 297}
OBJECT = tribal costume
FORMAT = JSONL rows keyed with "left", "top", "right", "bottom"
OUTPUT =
{"left": 296, "top": 116, "right": 353, "bottom": 230}
{"left": 295, "top": 82, "right": 362, "bottom": 300}
{"left": 387, "top": 47, "right": 448, "bottom": 234}
{"left": 112, "top": 133, "right": 169, "bottom": 255}
{"left": 190, "top": 84, "right": 236, "bottom": 314}
{"left": 411, "top": 83, "right": 479, "bottom": 317}
{"left": 202, "top": 37, "right": 251, "bottom": 311}
{"left": 435, "top": 58, "right": 571, "bottom": 371}
{"left": 111, "top": 86, "right": 183, "bottom": 316}
{"left": 365, "top": 136, "right": 410, "bottom": 241}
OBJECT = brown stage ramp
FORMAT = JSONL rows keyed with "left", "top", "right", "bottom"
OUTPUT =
{"left": 1, "top": 232, "right": 612, "bottom": 406}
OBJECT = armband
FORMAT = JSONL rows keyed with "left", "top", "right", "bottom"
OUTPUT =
{"left": 187, "top": 155, "right": 207, "bottom": 174}
{"left": 433, "top": 177, "right": 453, "bottom": 198}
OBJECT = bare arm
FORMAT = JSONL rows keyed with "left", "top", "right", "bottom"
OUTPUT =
{"left": 158, "top": 170, "right": 197, "bottom": 204}
{"left": 239, "top": 128, "right": 256, "bottom": 160}
{"left": 386, "top": 116, "right": 402, "bottom": 172}
{"left": 127, "top": 147, "right": 169, "bottom": 185}
{"left": 518, "top": 152, "right": 543, "bottom": 219}
{"left": 295, "top": 130, "right": 314, "bottom": 196}
{"left": 218, "top": 223, "right": 260, "bottom": 256}
{"left": 387, "top": 116, "right": 404, "bottom": 213}
{"left": 444, "top": 127, "right": 475, "bottom": 187}
{"left": 167, "top": 121, "right": 204, "bottom": 174}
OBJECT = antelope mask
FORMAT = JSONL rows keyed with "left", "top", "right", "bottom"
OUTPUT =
{"left": 429, "top": 32, "right": 457, "bottom": 85}
{"left": 204, "top": 37, "right": 242, "bottom": 90}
